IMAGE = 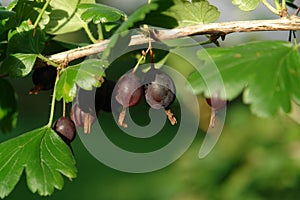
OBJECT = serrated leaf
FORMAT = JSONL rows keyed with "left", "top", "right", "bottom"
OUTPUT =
{"left": 45, "top": 0, "right": 95, "bottom": 35}
{"left": 8, "top": 20, "right": 34, "bottom": 40}
{"left": 0, "top": 53, "right": 37, "bottom": 77}
{"left": 165, "top": 0, "right": 219, "bottom": 26}
{"left": 102, "top": 2, "right": 159, "bottom": 61}
{"left": 188, "top": 41, "right": 300, "bottom": 117}
{"left": 78, "top": 3, "right": 126, "bottom": 24}
{"left": 55, "top": 59, "right": 105, "bottom": 102}
{"left": 232, "top": 0, "right": 260, "bottom": 11}
{"left": 0, "top": 126, "right": 77, "bottom": 198}
{"left": 7, "top": 27, "right": 46, "bottom": 54}
{"left": 0, "top": 79, "right": 17, "bottom": 133}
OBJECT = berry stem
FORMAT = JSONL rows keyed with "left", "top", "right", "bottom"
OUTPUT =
{"left": 133, "top": 28, "right": 153, "bottom": 73}
{"left": 118, "top": 107, "right": 128, "bottom": 128}
{"left": 165, "top": 109, "right": 177, "bottom": 125}
{"left": 62, "top": 99, "right": 66, "bottom": 117}
{"left": 47, "top": 68, "right": 60, "bottom": 127}
{"left": 132, "top": 47, "right": 151, "bottom": 73}
{"left": 83, "top": 113, "right": 93, "bottom": 134}
{"left": 209, "top": 109, "right": 216, "bottom": 128}
{"left": 149, "top": 43, "right": 155, "bottom": 69}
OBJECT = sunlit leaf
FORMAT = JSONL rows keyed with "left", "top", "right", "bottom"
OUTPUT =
{"left": 188, "top": 41, "right": 300, "bottom": 117}
{"left": 78, "top": 3, "right": 126, "bottom": 24}
{"left": 55, "top": 59, "right": 105, "bottom": 102}
{"left": 0, "top": 126, "right": 77, "bottom": 198}
{"left": 45, "top": 0, "right": 95, "bottom": 35}
{"left": 232, "top": 0, "right": 260, "bottom": 11}
{"left": 165, "top": 0, "right": 220, "bottom": 26}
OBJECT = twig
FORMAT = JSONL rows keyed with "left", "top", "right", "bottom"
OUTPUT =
{"left": 48, "top": 16, "right": 300, "bottom": 64}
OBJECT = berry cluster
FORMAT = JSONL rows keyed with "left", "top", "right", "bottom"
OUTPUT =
{"left": 115, "top": 67, "right": 177, "bottom": 127}
{"left": 29, "top": 59, "right": 177, "bottom": 148}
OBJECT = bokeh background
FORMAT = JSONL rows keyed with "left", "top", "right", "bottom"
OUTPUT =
{"left": 1, "top": 0, "right": 300, "bottom": 199}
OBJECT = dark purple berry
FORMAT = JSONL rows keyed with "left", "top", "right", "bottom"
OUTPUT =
{"left": 115, "top": 72, "right": 143, "bottom": 127}
{"left": 52, "top": 116, "right": 76, "bottom": 144}
{"left": 144, "top": 68, "right": 176, "bottom": 110}
{"left": 30, "top": 66, "right": 57, "bottom": 94}
{"left": 143, "top": 68, "right": 177, "bottom": 125}
{"left": 116, "top": 72, "right": 142, "bottom": 108}
{"left": 205, "top": 95, "right": 228, "bottom": 128}
{"left": 206, "top": 97, "right": 227, "bottom": 110}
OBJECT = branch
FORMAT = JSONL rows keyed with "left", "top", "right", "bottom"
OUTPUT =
{"left": 48, "top": 16, "right": 300, "bottom": 63}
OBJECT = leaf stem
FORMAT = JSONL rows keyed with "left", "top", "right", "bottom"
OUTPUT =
{"left": 83, "top": 24, "right": 98, "bottom": 44}
{"left": 97, "top": 23, "right": 104, "bottom": 41}
{"left": 37, "top": 54, "right": 59, "bottom": 68}
{"left": 261, "top": 0, "right": 280, "bottom": 15}
{"left": 47, "top": 69, "right": 60, "bottom": 127}
{"left": 274, "top": 0, "right": 281, "bottom": 10}
{"left": 33, "top": 0, "right": 51, "bottom": 29}
{"left": 281, "top": 0, "right": 286, "bottom": 10}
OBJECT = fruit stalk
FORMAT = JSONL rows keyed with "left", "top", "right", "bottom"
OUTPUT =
{"left": 47, "top": 68, "right": 60, "bottom": 127}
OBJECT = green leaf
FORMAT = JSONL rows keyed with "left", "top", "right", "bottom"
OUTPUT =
{"left": 286, "top": 0, "right": 298, "bottom": 9}
{"left": 78, "top": 3, "right": 126, "bottom": 24}
{"left": 55, "top": 59, "right": 105, "bottom": 102}
{"left": 165, "top": 0, "right": 220, "bottom": 26}
{"left": 0, "top": 10, "right": 15, "bottom": 20}
{"left": 0, "top": 126, "right": 77, "bottom": 198}
{"left": 232, "top": 0, "right": 260, "bottom": 11}
{"left": 7, "top": 28, "right": 46, "bottom": 54}
{"left": 8, "top": 0, "right": 49, "bottom": 27}
{"left": 188, "top": 41, "right": 300, "bottom": 117}
{"left": 102, "top": 2, "right": 159, "bottom": 60}
{"left": 0, "top": 79, "right": 17, "bottom": 133}
{"left": 0, "top": 53, "right": 37, "bottom": 77}
{"left": 45, "top": 0, "right": 95, "bottom": 35}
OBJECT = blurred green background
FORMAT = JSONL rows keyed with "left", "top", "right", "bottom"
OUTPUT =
{"left": 1, "top": 0, "right": 300, "bottom": 199}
